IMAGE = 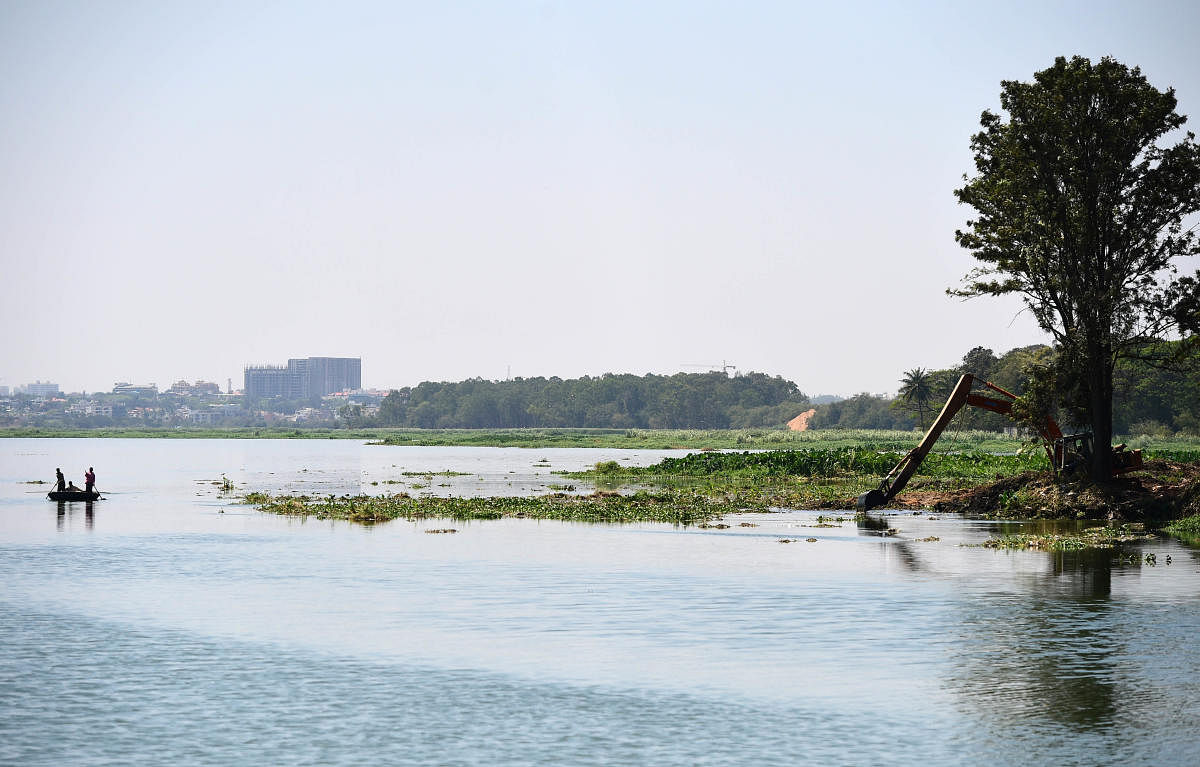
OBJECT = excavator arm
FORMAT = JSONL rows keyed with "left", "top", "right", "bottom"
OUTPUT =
{"left": 856, "top": 374, "right": 1140, "bottom": 512}
{"left": 856, "top": 374, "right": 977, "bottom": 512}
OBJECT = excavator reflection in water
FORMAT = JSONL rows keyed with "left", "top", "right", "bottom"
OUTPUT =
{"left": 857, "top": 374, "right": 1143, "bottom": 512}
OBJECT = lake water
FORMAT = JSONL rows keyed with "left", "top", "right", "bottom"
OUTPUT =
{"left": 2, "top": 438, "right": 1199, "bottom": 766}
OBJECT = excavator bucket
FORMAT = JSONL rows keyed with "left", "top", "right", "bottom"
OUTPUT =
{"left": 857, "top": 489, "right": 887, "bottom": 513}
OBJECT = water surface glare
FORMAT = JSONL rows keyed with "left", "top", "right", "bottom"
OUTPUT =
{"left": 2, "top": 439, "right": 1199, "bottom": 765}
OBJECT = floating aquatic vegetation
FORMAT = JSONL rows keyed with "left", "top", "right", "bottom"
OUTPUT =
{"left": 575, "top": 448, "right": 1050, "bottom": 481}
{"left": 243, "top": 489, "right": 761, "bottom": 526}
{"left": 970, "top": 525, "right": 1155, "bottom": 551}
{"left": 400, "top": 470, "right": 471, "bottom": 477}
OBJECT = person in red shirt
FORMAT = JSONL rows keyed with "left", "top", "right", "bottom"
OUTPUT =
{"left": 85, "top": 467, "right": 96, "bottom": 494}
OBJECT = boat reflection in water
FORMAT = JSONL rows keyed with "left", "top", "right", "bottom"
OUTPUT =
{"left": 55, "top": 500, "right": 94, "bottom": 531}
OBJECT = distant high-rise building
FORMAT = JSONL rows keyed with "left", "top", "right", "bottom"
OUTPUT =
{"left": 243, "top": 366, "right": 304, "bottom": 399}
{"left": 26, "top": 381, "right": 61, "bottom": 397}
{"left": 301, "top": 357, "right": 361, "bottom": 398}
{"left": 244, "top": 357, "right": 361, "bottom": 400}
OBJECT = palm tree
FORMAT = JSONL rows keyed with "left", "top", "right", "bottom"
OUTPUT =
{"left": 899, "top": 368, "right": 934, "bottom": 429}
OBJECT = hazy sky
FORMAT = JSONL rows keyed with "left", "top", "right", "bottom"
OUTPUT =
{"left": 3, "top": 1, "right": 1198, "bottom": 397}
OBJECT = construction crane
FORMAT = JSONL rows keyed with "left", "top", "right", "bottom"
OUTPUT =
{"left": 856, "top": 373, "right": 1143, "bottom": 512}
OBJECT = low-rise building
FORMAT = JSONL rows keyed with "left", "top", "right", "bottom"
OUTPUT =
{"left": 293, "top": 407, "right": 332, "bottom": 422}
{"left": 168, "top": 380, "right": 222, "bottom": 396}
{"left": 113, "top": 382, "right": 159, "bottom": 397}
{"left": 66, "top": 400, "right": 113, "bottom": 417}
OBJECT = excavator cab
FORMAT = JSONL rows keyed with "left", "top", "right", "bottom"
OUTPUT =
{"left": 1053, "top": 432, "right": 1141, "bottom": 475}
{"left": 1053, "top": 432, "right": 1093, "bottom": 475}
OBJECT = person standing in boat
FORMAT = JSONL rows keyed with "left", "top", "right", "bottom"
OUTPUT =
{"left": 55, "top": 468, "right": 66, "bottom": 492}
{"left": 85, "top": 467, "right": 96, "bottom": 494}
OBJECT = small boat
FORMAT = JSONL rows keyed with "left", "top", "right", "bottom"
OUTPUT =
{"left": 48, "top": 490, "right": 102, "bottom": 502}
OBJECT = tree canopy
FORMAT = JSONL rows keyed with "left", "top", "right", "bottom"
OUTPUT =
{"left": 952, "top": 55, "right": 1200, "bottom": 479}
{"left": 897, "top": 368, "right": 935, "bottom": 428}
{"left": 375, "top": 372, "right": 809, "bottom": 430}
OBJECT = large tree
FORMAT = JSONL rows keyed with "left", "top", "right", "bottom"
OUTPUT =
{"left": 953, "top": 56, "right": 1200, "bottom": 480}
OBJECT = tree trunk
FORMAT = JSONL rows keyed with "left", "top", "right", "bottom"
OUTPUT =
{"left": 1087, "top": 356, "right": 1114, "bottom": 483}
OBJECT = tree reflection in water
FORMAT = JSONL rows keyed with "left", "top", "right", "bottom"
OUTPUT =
{"left": 945, "top": 545, "right": 1141, "bottom": 734}
{"left": 859, "top": 514, "right": 1176, "bottom": 735}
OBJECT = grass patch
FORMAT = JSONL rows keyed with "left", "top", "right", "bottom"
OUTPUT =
{"left": 8, "top": 425, "right": 1200, "bottom": 455}
{"left": 369, "top": 428, "right": 1035, "bottom": 451}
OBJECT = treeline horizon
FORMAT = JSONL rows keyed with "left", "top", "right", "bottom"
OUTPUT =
{"left": 363, "top": 371, "right": 809, "bottom": 430}
{"left": 355, "top": 342, "right": 1200, "bottom": 435}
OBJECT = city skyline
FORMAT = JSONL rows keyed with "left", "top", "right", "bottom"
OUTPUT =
{"left": 3, "top": 2, "right": 1198, "bottom": 398}
{"left": 1, "top": 355, "right": 825, "bottom": 397}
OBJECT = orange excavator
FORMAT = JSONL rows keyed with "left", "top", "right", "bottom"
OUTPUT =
{"left": 856, "top": 374, "right": 1143, "bottom": 512}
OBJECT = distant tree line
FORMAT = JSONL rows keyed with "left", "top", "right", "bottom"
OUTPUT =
{"left": 373, "top": 372, "right": 809, "bottom": 430}
{"left": 358, "top": 343, "right": 1199, "bottom": 434}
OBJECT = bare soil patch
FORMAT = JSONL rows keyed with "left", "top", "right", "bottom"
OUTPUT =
{"left": 891, "top": 459, "right": 1200, "bottom": 520}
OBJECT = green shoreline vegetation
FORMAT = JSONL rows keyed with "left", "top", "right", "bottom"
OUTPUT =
{"left": 1165, "top": 514, "right": 1200, "bottom": 540}
{"left": 8, "top": 425, "right": 1200, "bottom": 452}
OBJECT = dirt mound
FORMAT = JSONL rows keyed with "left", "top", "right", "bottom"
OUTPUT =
{"left": 787, "top": 409, "right": 817, "bottom": 431}
{"left": 891, "top": 459, "right": 1200, "bottom": 520}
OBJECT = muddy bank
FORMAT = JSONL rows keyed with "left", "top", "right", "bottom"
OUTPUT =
{"left": 891, "top": 459, "right": 1200, "bottom": 521}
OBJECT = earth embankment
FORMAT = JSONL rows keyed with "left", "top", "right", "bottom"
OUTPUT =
{"left": 892, "top": 459, "right": 1200, "bottom": 520}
